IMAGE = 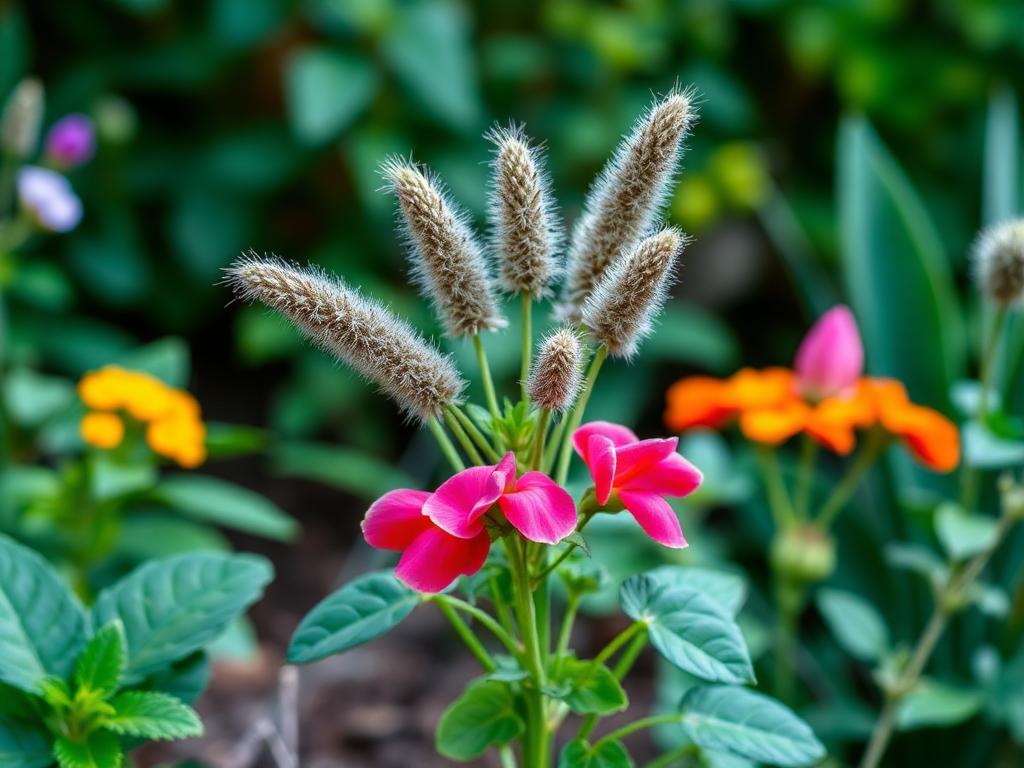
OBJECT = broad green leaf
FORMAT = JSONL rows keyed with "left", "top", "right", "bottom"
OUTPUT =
{"left": 0, "top": 534, "right": 88, "bottom": 693}
{"left": 885, "top": 543, "right": 949, "bottom": 586}
{"left": 962, "top": 421, "right": 1024, "bottom": 469}
{"left": 113, "top": 338, "right": 189, "bottom": 389}
{"left": 680, "top": 685, "right": 825, "bottom": 766}
{"left": 154, "top": 475, "right": 298, "bottom": 542}
{"left": 646, "top": 566, "right": 747, "bottom": 618}
{"left": 106, "top": 691, "right": 203, "bottom": 740}
{"left": 0, "top": 717, "right": 51, "bottom": 768}
{"left": 435, "top": 679, "right": 524, "bottom": 760}
{"left": 896, "top": 679, "right": 983, "bottom": 730}
{"left": 75, "top": 622, "right": 126, "bottom": 696}
{"left": 621, "top": 575, "right": 754, "bottom": 684}
{"left": 272, "top": 441, "right": 417, "bottom": 501}
{"left": 935, "top": 503, "right": 999, "bottom": 560}
{"left": 288, "top": 572, "right": 420, "bottom": 664}
{"left": 285, "top": 47, "right": 377, "bottom": 145}
{"left": 548, "top": 657, "right": 627, "bottom": 715}
{"left": 3, "top": 368, "right": 75, "bottom": 428}
{"left": 92, "top": 552, "right": 272, "bottom": 684}
{"left": 54, "top": 731, "right": 122, "bottom": 768}
{"left": 558, "top": 738, "right": 633, "bottom": 768}
{"left": 89, "top": 455, "right": 157, "bottom": 502}
{"left": 816, "top": 589, "right": 890, "bottom": 663}
{"left": 141, "top": 653, "right": 210, "bottom": 705}
{"left": 118, "top": 515, "right": 230, "bottom": 560}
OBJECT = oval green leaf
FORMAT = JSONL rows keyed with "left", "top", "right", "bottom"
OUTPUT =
{"left": 816, "top": 588, "right": 890, "bottom": 663}
{"left": 558, "top": 738, "right": 633, "bottom": 768}
{"left": 436, "top": 678, "right": 524, "bottom": 761}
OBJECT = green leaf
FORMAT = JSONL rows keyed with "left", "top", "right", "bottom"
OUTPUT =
{"left": 75, "top": 622, "right": 127, "bottom": 696}
{"left": 272, "top": 441, "right": 418, "bottom": 501}
{"left": 935, "top": 503, "right": 999, "bottom": 560}
{"left": 118, "top": 515, "right": 230, "bottom": 560}
{"left": 154, "top": 475, "right": 298, "bottom": 542}
{"left": 106, "top": 691, "right": 203, "bottom": 740}
{"left": 0, "top": 534, "right": 88, "bottom": 693}
{"left": 558, "top": 738, "right": 634, "bottom": 768}
{"left": 113, "top": 338, "right": 189, "bottom": 389}
{"left": 435, "top": 679, "right": 524, "bottom": 760}
{"left": 641, "top": 303, "right": 740, "bottom": 374}
{"left": 285, "top": 47, "right": 377, "bottom": 145}
{"left": 896, "top": 679, "right": 983, "bottom": 730}
{"left": 141, "top": 653, "right": 210, "bottom": 706}
{"left": 983, "top": 84, "right": 1019, "bottom": 225}
{"left": 962, "top": 421, "right": 1024, "bottom": 469}
{"left": 548, "top": 657, "right": 627, "bottom": 715}
{"left": 54, "top": 731, "right": 122, "bottom": 768}
{"left": 288, "top": 571, "right": 420, "bottom": 664}
{"left": 620, "top": 575, "right": 754, "bottom": 684}
{"left": 0, "top": 717, "right": 52, "bottom": 768}
{"left": 203, "top": 422, "right": 268, "bottom": 459}
{"left": 885, "top": 543, "right": 949, "bottom": 586}
{"left": 816, "top": 589, "right": 890, "bottom": 663}
{"left": 646, "top": 566, "right": 747, "bottom": 618}
{"left": 92, "top": 552, "right": 272, "bottom": 684}
{"left": 3, "top": 368, "right": 75, "bottom": 428}
{"left": 680, "top": 685, "right": 825, "bottom": 766}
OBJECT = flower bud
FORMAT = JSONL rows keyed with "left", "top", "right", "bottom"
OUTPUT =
{"left": 794, "top": 305, "right": 864, "bottom": 400}
{"left": 17, "top": 166, "right": 82, "bottom": 233}
{"left": 527, "top": 328, "right": 583, "bottom": 411}
{"left": 1, "top": 78, "right": 43, "bottom": 159}
{"left": 770, "top": 525, "right": 836, "bottom": 584}
{"left": 45, "top": 114, "right": 96, "bottom": 168}
{"left": 973, "top": 219, "right": 1024, "bottom": 306}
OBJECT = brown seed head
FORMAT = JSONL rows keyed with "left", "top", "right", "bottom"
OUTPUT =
{"left": 527, "top": 328, "right": 583, "bottom": 411}
{"left": 973, "top": 219, "right": 1024, "bottom": 306}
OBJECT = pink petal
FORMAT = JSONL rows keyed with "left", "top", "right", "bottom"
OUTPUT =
{"left": 613, "top": 437, "right": 678, "bottom": 486}
{"left": 361, "top": 489, "right": 432, "bottom": 551}
{"left": 395, "top": 526, "right": 491, "bottom": 592}
{"left": 619, "top": 452, "right": 703, "bottom": 498}
{"left": 572, "top": 421, "right": 638, "bottom": 463}
{"left": 423, "top": 464, "right": 503, "bottom": 539}
{"left": 499, "top": 471, "right": 578, "bottom": 544}
{"left": 493, "top": 452, "right": 518, "bottom": 491}
{"left": 585, "top": 434, "right": 618, "bottom": 505}
{"left": 618, "top": 490, "right": 688, "bottom": 549}
{"left": 794, "top": 305, "right": 863, "bottom": 399}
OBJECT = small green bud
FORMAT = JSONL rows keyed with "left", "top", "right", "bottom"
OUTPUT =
{"left": 1000, "top": 474, "right": 1024, "bottom": 521}
{"left": 1, "top": 78, "right": 44, "bottom": 158}
{"left": 771, "top": 525, "right": 836, "bottom": 584}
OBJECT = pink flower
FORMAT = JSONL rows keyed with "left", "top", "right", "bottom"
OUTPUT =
{"left": 45, "top": 114, "right": 95, "bottom": 168}
{"left": 362, "top": 489, "right": 490, "bottom": 592}
{"left": 572, "top": 421, "right": 702, "bottom": 548}
{"left": 424, "top": 452, "right": 577, "bottom": 546}
{"left": 794, "top": 305, "right": 863, "bottom": 399}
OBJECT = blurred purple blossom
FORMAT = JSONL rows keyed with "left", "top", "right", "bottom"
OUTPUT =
{"left": 17, "top": 166, "right": 83, "bottom": 233}
{"left": 44, "top": 113, "right": 95, "bottom": 168}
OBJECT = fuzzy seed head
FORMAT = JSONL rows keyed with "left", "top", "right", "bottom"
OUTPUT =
{"left": 582, "top": 228, "right": 685, "bottom": 358}
{"left": 973, "top": 219, "right": 1024, "bottom": 306}
{"left": 225, "top": 255, "right": 466, "bottom": 421}
{"left": 486, "top": 124, "right": 561, "bottom": 297}
{"left": 562, "top": 88, "right": 695, "bottom": 318}
{"left": 527, "top": 328, "right": 583, "bottom": 411}
{"left": 382, "top": 158, "right": 505, "bottom": 337}
{"left": 1, "top": 78, "right": 43, "bottom": 159}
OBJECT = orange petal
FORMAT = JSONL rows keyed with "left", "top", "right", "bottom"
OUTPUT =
{"left": 665, "top": 376, "right": 735, "bottom": 431}
{"left": 884, "top": 404, "right": 960, "bottom": 472}
{"left": 725, "top": 367, "right": 797, "bottom": 411}
{"left": 740, "top": 401, "right": 810, "bottom": 445}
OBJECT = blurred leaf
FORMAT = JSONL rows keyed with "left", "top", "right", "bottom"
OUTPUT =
{"left": 970, "top": 581, "right": 1010, "bottom": 618}
{"left": 141, "top": 652, "right": 209, "bottom": 705}
{"left": 436, "top": 678, "right": 523, "bottom": 760}
{"left": 381, "top": 0, "right": 483, "bottom": 134}
{"left": 558, "top": 738, "right": 633, "bottom": 768}
{"left": 3, "top": 368, "right": 75, "bottom": 428}
{"left": 198, "top": 126, "right": 303, "bottom": 191}
{"left": 678, "top": 431, "right": 753, "bottom": 507}
{"left": 90, "top": 454, "right": 158, "bottom": 502}
{"left": 816, "top": 588, "right": 890, "bottom": 663}
{"left": 896, "top": 679, "right": 983, "bottom": 730}
{"left": 643, "top": 302, "right": 740, "bottom": 373}
{"left": 29, "top": 316, "right": 135, "bottom": 376}
{"left": 646, "top": 565, "right": 747, "bottom": 618}
{"left": 547, "top": 656, "right": 627, "bottom": 715}
{"left": 118, "top": 514, "right": 230, "bottom": 560}
{"left": 885, "top": 542, "right": 948, "bottom": 585}
{"left": 210, "top": 0, "right": 287, "bottom": 48}
{"left": 983, "top": 85, "right": 1019, "bottom": 226}
{"left": 0, "top": 7, "right": 29, "bottom": 95}
{"left": 286, "top": 47, "right": 377, "bottom": 146}
{"left": 963, "top": 420, "right": 1024, "bottom": 469}
{"left": 0, "top": 716, "right": 50, "bottom": 768}
{"left": 207, "top": 616, "right": 258, "bottom": 662}
{"left": 67, "top": 215, "right": 152, "bottom": 306}
{"left": 204, "top": 422, "right": 268, "bottom": 458}
{"left": 9, "top": 261, "right": 74, "bottom": 312}
{"left": 272, "top": 440, "right": 417, "bottom": 500}
{"left": 935, "top": 503, "right": 999, "bottom": 560}
{"left": 170, "top": 186, "right": 251, "bottom": 282}
{"left": 113, "top": 337, "right": 190, "bottom": 388}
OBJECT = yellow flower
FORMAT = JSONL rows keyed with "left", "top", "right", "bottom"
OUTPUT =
{"left": 147, "top": 415, "right": 207, "bottom": 469}
{"left": 80, "top": 412, "right": 125, "bottom": 449}
{"left": 78, "top": 366, "right": 133, "bottom": 411}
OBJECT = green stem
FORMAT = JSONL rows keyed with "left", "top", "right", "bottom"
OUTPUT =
{"left": 962, "top": 305, "right": 1008, "bottom": 510}
{"left": 595, "top": 714, "right": 682, "bottom": 749}
{"left": 555, "top": 346, "right": 608, "bottom": 485}
{"left": 449, "top": 405, "right": 501, "bottom": 463}
{"left": 426, "top": 417, "right": 465, "bottom": 472}
{"left": 530, "top": 407, "right": 550, "bottom": 471}
{"left": 815, "top": 429, "right": 888, "bottom": 530}
{"left": 555, "top": 593, "right": 581, "bottom": 661}
{"left": 532, "top": 507, "right": 597, "bottom": 586}
{"left": 444, "top": 408, "right": 484, "bottom": 465}
{"left": 521, "top": 293, "right": 532, "bottom": 402}
{"left": 436, "top": 598, "right": 496, "bottom": 671}
{"left": 753, "top": 445, "right": 796, "bottom": 528}
{"left": 500, "top": 745, "right": 518, "bottom": 768}
{"left": 795, "top": 435, "right": 817, "bottom": 520}
{"left": 543, "top": 414, "right": 568, "bottom": 474}
{"left": 432, "top": 595, "right": 522, "bottom": 659}
{"left": 490, "top": 573, "right": 516, "bottom": 636}
{"left": 773, "top": 575, "right": 804, "bottom": 704}
{"left": 474, "top": 335, "right": 502, "bottom": 421}
{"left": 611, "top": 628, "right": 648, "bottom": 680}
{"left": 577, "top": 622, "right": 648, "bottom": 741}
{"left": 643, "top": 744, "right": 700, "bottom": 768}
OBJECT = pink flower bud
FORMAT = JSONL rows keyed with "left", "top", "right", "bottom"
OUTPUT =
{"left": 794, "top": 305, "right": 864, "bottom": 399}
{"left": 44, "top": 114, "right": 95, "bottom": 168}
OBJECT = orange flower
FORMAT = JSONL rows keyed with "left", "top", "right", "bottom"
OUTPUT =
{"left": 80, "top": 412, "right": 125, "bottom": 449}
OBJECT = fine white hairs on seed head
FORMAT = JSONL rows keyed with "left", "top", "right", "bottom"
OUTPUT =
{"left": 562, "top": 87, "right": 695, "bottom": 319}
{"left": 225, "top": 254, "right": 466, "bottom": 421}
{"left": 486, "top": 123, "right": 561, "bottom": 297}
{"left": 582, "top": 227, "right": 686, "bottom": 358}
{"left": 973, "top": 219, "right": 1024, "bottom": 306}
{"left": 382, "top": 158, "right": 506, "bottom": 338}
{"left": 527, "top": 327, "right": 583, "bottom": 411}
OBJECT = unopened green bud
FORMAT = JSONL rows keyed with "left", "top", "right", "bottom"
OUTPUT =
{"left": 771, "top": 525, "right": 836, "bottom": 584}
{"left": 1000, "top": 474, "right": 1024, "bottom": 521}
{"left": 1, "top": 78, "right": 44, "bottom": 158}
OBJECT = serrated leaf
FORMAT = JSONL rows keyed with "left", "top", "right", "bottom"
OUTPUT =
{"left": 0, "top": 717, "right": 52, "bottom": 768}
{"left": 549, "top": 657, "right": 627, "bottom": 715}
{"left": 40, "top": 677, "right": 73, "bottom": 709}
{"left": 680, "top": 685, "right": 825, "bottom": 766}
{"left": 621, "top": 575, "right": 753, "bottom": 684}
{"left": 646, "top": 566, "right": 747, "bottom": 617}
{"left": 558, "top": 738, "right": 634, "bottom": 768}
{"left": 92, "top": 553, "right": 272, "bottom": 684}
{"left": 75, "top": 622, "right": 126, "bottom": 696}
{"left": 154, "top": 475, "right": 298, "bottom": 542}
{"left": 563, "top": 532, "right": 591, "bottom": 557}
{"left": 106, "top": 691, "right": 202, "bottom": 740}
{"left": 935, "top": 504, "right": 998, "bottom": 560}
{"left": 435, "top": 679, "right": 524, "bottom": 760}
{"left": 816, "top": 589, "right": 890, "bottom": 663}
{"left": 896, "top": 679, "right": 983, "bottom": 730}
{"left": 0, "top": 534, "right": 88, "bottom": 693}
{"left": 288, "top": 571, "right": 420, "bottom": 664}
{"left": 54, "top": 731, "right": 122, "bottom": 768}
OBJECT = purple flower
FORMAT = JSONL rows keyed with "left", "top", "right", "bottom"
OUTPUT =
{"left": 44, "top": 114, "right": 95, "bottom": 168}
{"left": 17, "top": 166, "right": 83, "bottom": 233}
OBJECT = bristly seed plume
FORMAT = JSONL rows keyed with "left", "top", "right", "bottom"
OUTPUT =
{"left": 973, "top": 219, "right": 1024, "bottom": 306}
{"left": 382, "top": 158, "right": 505, "bottom": 337}
{"left": 225, "top": 255, "right": 466, "bottom": 421}
{"left": 562, "top": 87, "right": 694, "bottom": 319}
{"left": 486, "top": 124, "right": 561, "bottom": 297}
{"left": 527, "top": 327, "right": 583, "bottom": 411}
{"left": 582, "top": 228, "right": 685, "bottom": 359}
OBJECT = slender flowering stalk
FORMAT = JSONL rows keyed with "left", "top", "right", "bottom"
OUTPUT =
{"left": 582, "top": 227, "right": 684, "bottom": 358}
{"left": 562, "top": 88, "right": 694, "bottom": 317}
{"left": 382, "top": 158, "right": 505, "bottom": 338}
{"left": 527, "top": 327, "right": 584, "bottom": 412}
{"left": 225, "top": 255, "right": 466, "bottom": 421}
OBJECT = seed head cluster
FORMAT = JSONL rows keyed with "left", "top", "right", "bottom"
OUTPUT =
{"left": 225, "top": 255, "right": 466, "bottom": 421}
{"left": 973, "top": 219, "right": 1024, "bottom": 306}
{"left": 527, "top": 328, "right": 584, "bottom": 411}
